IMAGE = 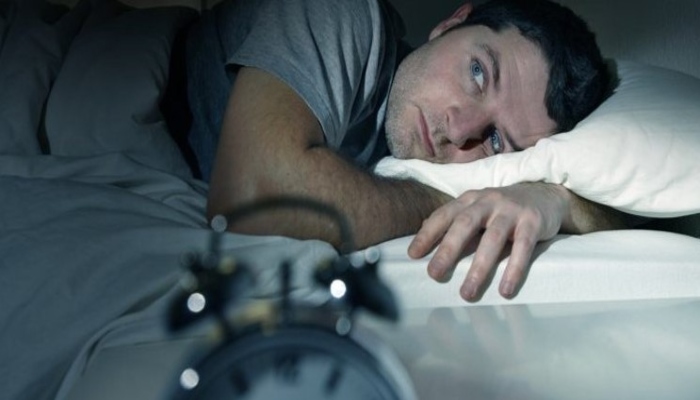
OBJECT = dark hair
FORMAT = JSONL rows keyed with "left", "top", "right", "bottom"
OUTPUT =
{"left": 454, "top": 0, "right": 610, "bottom": 132}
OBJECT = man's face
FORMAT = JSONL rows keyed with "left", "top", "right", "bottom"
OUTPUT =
{"left": 385, "top": 25, "right": 557, "bottom": 163}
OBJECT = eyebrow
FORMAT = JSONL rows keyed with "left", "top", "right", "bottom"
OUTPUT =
{"left": 479, "top": 43, "right": 522, "bottom": 150}
{"left": 479, "top": 43, "right": 500, "bottom": 91}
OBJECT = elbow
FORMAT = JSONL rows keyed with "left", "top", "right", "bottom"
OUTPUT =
{"left": 205, "top": 171, "right": 258, "bottom": 226}
{"left": 205, "top": 197, "right": 231, "bottom": 225}
{"left": 205, "top": 174, "right": 279, "bottom": 235}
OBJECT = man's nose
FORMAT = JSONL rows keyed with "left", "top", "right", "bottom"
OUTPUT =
{"left": 444, "top": 105, "right": 490, "bottom": 148}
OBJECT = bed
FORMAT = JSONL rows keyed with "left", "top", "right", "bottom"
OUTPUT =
{"left": 1, "top": 0, "right": 699, "bottom": 399}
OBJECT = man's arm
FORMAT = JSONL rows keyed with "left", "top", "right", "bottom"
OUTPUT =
{"left": 209, "top": 67, "right": 624, "bottom": 301}
{"left": 207, "top": 67, "right": 451, "bottom": 250}
{"left": 408, "top": 182, "right": 627, "bottom": 302}
{"left": 558, "top": 184, "right": 627, "bottom": 234}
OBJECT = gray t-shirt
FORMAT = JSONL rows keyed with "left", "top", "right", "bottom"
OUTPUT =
{"left": 187, "top": 0, "right": 406, "bottom": 180}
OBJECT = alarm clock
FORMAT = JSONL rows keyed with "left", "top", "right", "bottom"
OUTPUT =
{"left": 164, "top": 199, "right": 418, "bottom": 400}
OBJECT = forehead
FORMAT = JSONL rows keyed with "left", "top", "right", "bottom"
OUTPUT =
{"left": 452, "top": 25, "right": 557, "bottom": 146}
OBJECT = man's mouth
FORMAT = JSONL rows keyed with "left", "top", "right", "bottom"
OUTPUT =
{"left": 419, "top": 110, "right": 435, "bottom": 158}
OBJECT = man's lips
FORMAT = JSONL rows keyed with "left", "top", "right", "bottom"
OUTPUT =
{"left": 419, "top": 110, "right": 435, "bottom": 157}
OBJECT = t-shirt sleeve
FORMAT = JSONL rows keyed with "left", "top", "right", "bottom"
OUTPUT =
{"left": 222, "top": 0, "right": 386, "bottom": 149}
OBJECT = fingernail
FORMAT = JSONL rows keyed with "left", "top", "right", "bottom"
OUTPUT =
{"left": 407, "top": 243, "right": 418, "bottom": 257}
{"left": 462, "top": 280, "right": 478, "bottom": 300}
{"left": 427, "top": 261, "right": 443, "bottom": 280}
{"left": 500, "top": 280, "right": 515, "bottom": 297}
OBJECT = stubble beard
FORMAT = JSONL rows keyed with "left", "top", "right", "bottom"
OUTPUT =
{"left": 384, "top": 56, "right": 422, "bottom": 160}
{"left": 384, "top": 106, "right": 410, "bottom": 159}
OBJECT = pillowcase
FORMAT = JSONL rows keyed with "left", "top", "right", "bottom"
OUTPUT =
{"left": 44, "top": 1, "right": 197, "bottom": 178}
{"left": 374, "top": 60, "right": 700, "bottom": 218}
{"left": 0, "top": 0, "right": 89, "bottom": 155}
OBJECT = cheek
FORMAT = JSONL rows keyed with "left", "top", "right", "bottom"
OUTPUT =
{"left": 394, "top": 45, "right": 452, "bottom": 98}
{"left": 418, "top": 61, "right": 468, "bottom": 106}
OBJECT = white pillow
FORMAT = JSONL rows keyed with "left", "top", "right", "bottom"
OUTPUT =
{"left": 45, "top": 3, "right": 197, "bottom": 178}
{"left": 375, "top": 61, "right": 700, "bottom": 218}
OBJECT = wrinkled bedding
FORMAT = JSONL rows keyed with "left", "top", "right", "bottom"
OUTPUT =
{"left": 3, "top": 153, "right": 700, "bottom": 400}
{"left": 0, "top": 153, "right": 337, "bottom": 400}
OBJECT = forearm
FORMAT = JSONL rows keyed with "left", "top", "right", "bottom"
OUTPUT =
{"left": 210, "top": 145, "right": 451, "bottom": 250}
{"left": 554, "top": 184, "right": 627, "bottom": 234}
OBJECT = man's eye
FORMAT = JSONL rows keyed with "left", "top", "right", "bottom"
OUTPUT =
{"left": 490, "top": 129, "right": 503, "bottom": 154}
{"left": 470, "top": 60, "right": 484, "bottom": 90}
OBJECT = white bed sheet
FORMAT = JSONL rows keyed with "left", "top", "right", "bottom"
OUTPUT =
{"left": 0, "top": 154, "right": 336, "bottom": 400}
{"left": 378, "top": 232, "right": 700, "bottom": 309}
{"left": 2, "top": 153, "right": 699, "bottom": 400}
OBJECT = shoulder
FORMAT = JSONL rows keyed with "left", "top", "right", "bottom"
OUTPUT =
{"left": 222, "top": 0, "right": 391, "bottom": 36}
{"left": 271, "top": 0, "right": 385, "bottom": 39}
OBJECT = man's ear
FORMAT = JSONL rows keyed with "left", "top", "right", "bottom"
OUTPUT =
{"left": 429, "top": 3, "right": 474, "bottom": 40}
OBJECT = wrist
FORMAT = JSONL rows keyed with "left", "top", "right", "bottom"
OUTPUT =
{"left": 549, "top": 183, "right": 576, "bottom": 233}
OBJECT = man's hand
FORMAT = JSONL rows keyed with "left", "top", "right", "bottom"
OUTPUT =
{"left": 408, "top": 182, "right": 620, "bottom": 302}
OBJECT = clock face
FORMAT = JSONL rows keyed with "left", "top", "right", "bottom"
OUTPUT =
{"left": 173, "top": 326, "right": 405, "bottom": 400}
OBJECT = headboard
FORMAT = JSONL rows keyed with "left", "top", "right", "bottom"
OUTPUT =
{"left": 554, "top": 0, "right": 700, "bottom": 79}
{"left": 45, "top": 0, "right": 700, "bottom": 77}
{"left": 391, "top": 0, "right": 700, "bottom": 79}
{"left": 48, "top": 0, "right": 204, "bottom": 10}
{"left": 47, "top": 0, "right": 700, "bottom": 79}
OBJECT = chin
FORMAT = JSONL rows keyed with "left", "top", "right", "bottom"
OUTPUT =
{"left": 387, "top": 139, "right": 417, "bottom": 160}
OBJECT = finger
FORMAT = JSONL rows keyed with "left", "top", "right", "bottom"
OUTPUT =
{"left": 408, "top": 192, "right": 481, "bottom": 259}
{"left": 498, "top": 221, "right": 539, "bottom": 299}
{"left": 426, "top": 212, "right": 481, "bottom": 283}
{"left": 408, "top": 223, "right": 442, "bottom": 260}
{"left": 408, "top": 205, "right": 458, "bottom": 259}
{"left": 461, "top": 217, "right": 511, "bottom": 302}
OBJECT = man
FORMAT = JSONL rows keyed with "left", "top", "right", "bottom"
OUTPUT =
{"left": 186, "top": 0, "right": 623, "bottom": 302}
